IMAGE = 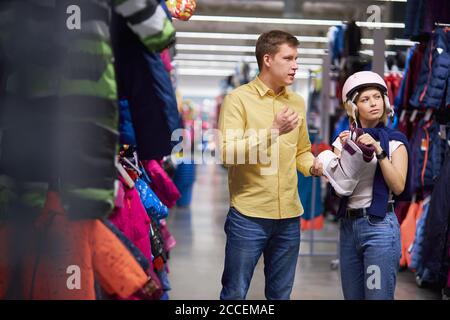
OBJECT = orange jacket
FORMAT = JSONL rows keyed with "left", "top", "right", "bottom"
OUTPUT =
{"left": 400, "top": 200, "right": 424, "bottom": 268}
{"left": 0, "top": 191, "right": 148, "bottom": 299}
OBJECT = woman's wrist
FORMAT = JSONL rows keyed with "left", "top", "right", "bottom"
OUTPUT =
{"left": 374, "top": 143, "right": 383, "bottom": 155}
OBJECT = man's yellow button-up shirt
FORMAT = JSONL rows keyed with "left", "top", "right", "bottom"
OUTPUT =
{"left": 218, "top": 76, "right": 315, "bottom": 219}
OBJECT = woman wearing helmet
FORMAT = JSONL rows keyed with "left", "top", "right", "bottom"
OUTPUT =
{"left": 332, "top": 71, "right": 411, "bottom": 300}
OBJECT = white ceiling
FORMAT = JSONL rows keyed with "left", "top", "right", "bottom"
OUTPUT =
{"left": 173, "top": 0, "right": 410, "bottom": 101}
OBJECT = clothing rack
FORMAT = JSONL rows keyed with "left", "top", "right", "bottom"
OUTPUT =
{"left": 435, "top": 22, "right": 450, "bottom": 27}
{"left": 299, "top": 130, "right": 339, "bottom": 271}
{"left": 298, "top": 43, "right": 339, "bottom": 270}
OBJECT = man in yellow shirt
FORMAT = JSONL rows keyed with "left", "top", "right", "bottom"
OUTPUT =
{"left": 218, "top": 30, "right": 323, "bottom": 300}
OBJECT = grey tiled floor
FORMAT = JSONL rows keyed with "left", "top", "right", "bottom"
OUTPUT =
{"left": 166, "top": 165, "right": 442, "bottom": 300}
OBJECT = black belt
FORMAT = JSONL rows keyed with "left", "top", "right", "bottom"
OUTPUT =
{"left": 344, "top": 203, "right": 395, "bottom": 219}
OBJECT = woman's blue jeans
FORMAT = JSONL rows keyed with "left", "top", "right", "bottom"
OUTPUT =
{"left": 339, "top": 211, "right": 401, "bottom": 300}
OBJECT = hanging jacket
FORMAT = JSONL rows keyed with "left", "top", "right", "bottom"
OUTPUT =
{"left": 329, "top": 25, "right": 345, "bottom": 63}
{"left": 394, "top": 201, "right": 411, "bottom": 226}
{"left": 410, "top": 200, "right": 431, "bottom": 272}
{"left": 404, "top": 0, "right": 426, "bottom": 39}
{"left": 400, "top": 200, "right": 424, "bottom": 268}
{"left": 411, "top": 119, "right": 448, "bottom": 191}
{"left": 0, "top": 191, "right": 148, "bottom": 299}
{"left": 422, "top": 0, "right": 450, "bottom": 36}
{"left": 404, "top": 0, "right": 450, "bottom": 39}
{"left": 159, "top": 219, "right": 176, "bottom": 253}
{"left": 385, "top": 73, "right": 403, "bottom": 106}
{"left": 394, "top": 45, "right": 416, "bottom": 114}
{"left": 109, "top": 180, "right": 152, "bottom": 263}
{"left": 135, "top": 176, "right": 169, "bottom": 221}
{"left": 142, "top": 160, "right": 180, "bottom": 209}
{"left": 0, "top": 0, "right": 119, "bottom": 219}
{"left": 410, "top": 27, "right": 450, "bottom": 109}
{"left": 421, "top": 151, "right": 450, "bottom": 282}
{"left": 447, "top": 68, "right": 450, "bottom": 108}
{"left": 102, "top": 219, "right": 150, "bottom": 272}
{"left": 111, "top": 10, "right": 181, "bottom": 160}
{"left": 344, "top": 21, "right": 361, "bottom": 57}
{"left": 118, "top": 99, "right": 137, "bottom": 145}
{"left": 402, "top": 43, "right": 427, "bottom": 112}
{"left": 114, "top": 0, "right": 176, "bottom": 53}
{"left": 0, "top": 0, "right": 176, "bottom": 219}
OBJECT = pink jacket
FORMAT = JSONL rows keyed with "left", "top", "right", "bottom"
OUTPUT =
{"left": 159, "top": 219, "right": 176, "bottom": 252}
{"left": 110, "top": 181, "right": 152, "bottom": 263}
{"left": 110, "top": 181, "right": 165, "bottom": 300}
{"left": 142, "top": 160, "right": 181, "bottom": 209}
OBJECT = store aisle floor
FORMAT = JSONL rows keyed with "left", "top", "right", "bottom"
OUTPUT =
{"left": 167, "top": 165, "right": 441, "bottom": 300}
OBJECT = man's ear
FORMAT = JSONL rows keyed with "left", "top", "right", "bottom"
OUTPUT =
{"left": 263, "top": 54, "right": 272, "bottom": 69}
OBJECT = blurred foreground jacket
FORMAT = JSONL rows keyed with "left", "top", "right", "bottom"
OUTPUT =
{"left": 0, "top": 0, "right": 175, "bottom": 299}
{"left": 0, "top": 0, "right": 175, "bottom": 220}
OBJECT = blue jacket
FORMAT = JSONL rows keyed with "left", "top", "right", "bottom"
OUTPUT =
{"left": 394, "top": 45, "right": 416, "bottom": 113}
{"left": 410, "top": 201, "right": 430, "bottom": 273}
{"left": 404, "top": 0, "right": 425, "bottom": 39}
{"left": 118, "top": 99, "right": 137, "bottom": 146}
{"left": 410, "top": 28, "right": 450, "bottom": 109}
{"left": 111, "top": 11, "right": 181, "bottom": 160}
{"left": 420, "top": 150, "right": 450, "bottom": 284}
{"left": 410, "top": 119, "right": 449, "bottom": 192}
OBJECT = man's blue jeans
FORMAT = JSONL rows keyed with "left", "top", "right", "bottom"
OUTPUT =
{"left": 339, "top": 211, "right": 401, "bottom": 300}
{"left": 220, "top": 207, "right": 301, "bottom": 300}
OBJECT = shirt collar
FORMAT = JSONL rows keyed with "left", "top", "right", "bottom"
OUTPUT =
{"left": 253, "top": 76, "right": 288, "bottom": 98}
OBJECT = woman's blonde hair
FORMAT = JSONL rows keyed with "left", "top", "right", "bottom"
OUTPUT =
{"left": 344, "top": 86, "right": 388, "bottom": 126}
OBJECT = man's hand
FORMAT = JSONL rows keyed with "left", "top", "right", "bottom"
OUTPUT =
{"left": 272, "top": 106, "right": 299, "bottom": 136}
{"left": 310, "top": 157, "right": 323, "bottom": 176}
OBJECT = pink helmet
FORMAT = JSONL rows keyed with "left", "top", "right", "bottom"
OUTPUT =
{"left": 342, "top": 71, "right": 388, "bottom": 103}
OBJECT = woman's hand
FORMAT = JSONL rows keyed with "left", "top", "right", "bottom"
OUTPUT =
{"left": 356, "top": 133, "right": 383, "bottom": 155}
{"left": 338, "top": 130, "right": 350, "bottom": 145}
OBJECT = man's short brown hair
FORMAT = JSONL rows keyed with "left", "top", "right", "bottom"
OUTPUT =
{"left": 255, "top": 30, "right": 299, "bottom": 70}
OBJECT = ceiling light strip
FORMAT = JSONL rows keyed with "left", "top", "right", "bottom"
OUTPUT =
{"left": 188, "top": 15, "right": 405, "bottom": 29}
{"left": 177, "top": 68, "right": 310, "bottom": 79}
{"left": 175, "top": 44, "right": 327, "bottom": 55}
{"left": 173, "top": 53, "right": 324, "bottom": 65}
{"left": 176, "top": 32, "right": 416, "bottom": 46}
{"left": 174, "top": 60, "right": 322, "bottom": 70}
